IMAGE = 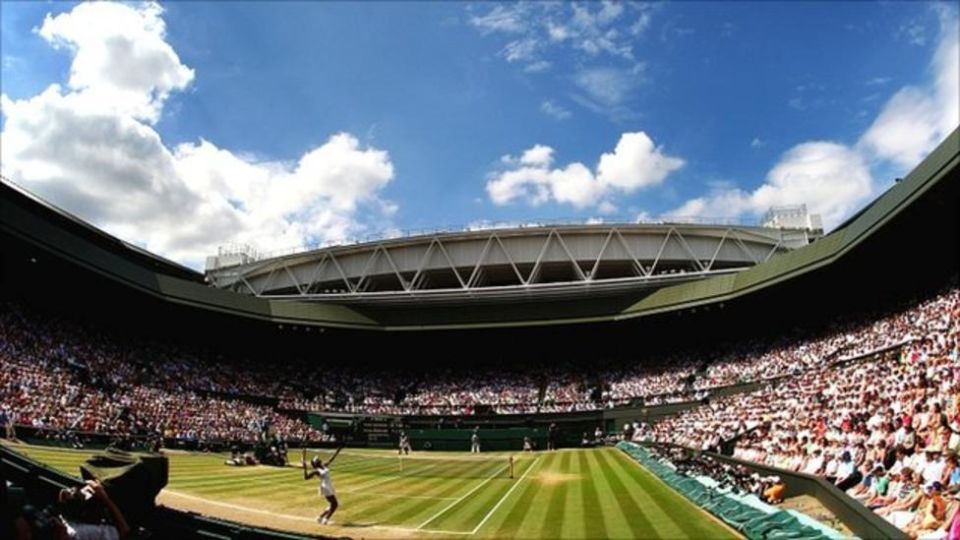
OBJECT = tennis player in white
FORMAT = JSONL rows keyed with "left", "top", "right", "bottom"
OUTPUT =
{"left": 302, "top": 447, "right": 341, "bottom": 525}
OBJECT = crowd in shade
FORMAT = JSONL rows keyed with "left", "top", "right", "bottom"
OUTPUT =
{"left": 647, "top": 445, "right": 788, "bottom": 505}
{"left": 0, "top": 283, "right": 957, "bottom": 452}
{"left": 0, "top": 310, "right": 325, "bottom": 444}
{"left": 649, "top": 286, "right": 960, "bottom": 537}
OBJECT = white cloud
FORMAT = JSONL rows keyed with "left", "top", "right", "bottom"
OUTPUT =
{"left": 467, "top": 3, "right": 649, "bottom": 74}
{"left": 1, "top": 2, "right": 396, "bottom": 268}
{"left": 519, "top": 145, "right": 555, "bottom": 167}
{"left": 469, "top": 5, "right": 527, "bottom": 35}
{"left": 751, "top": 143, "right": 873, "bottom": 226}
{"left": 540, "top": 100, "right": 572, "bottom": 120}
{"left": 573, "top": 64, "right": 645, "bottom": 108}
{"left": 502, "top": 38, "right": 540, "bottom": 63}
{"left": 597, "top": 201, "right": 618, "bottom": 215}
{"left": 897, "top": 19, "right": 928, "bottom": 46}
{"left": 750, "top": 137, "right": 765, "bottom": 148}
{"left": 2, "top": 55, "right": 22, "bottom": 71}
{"left": 865, "top": 76, "right": 891, "bottom": 86}
{"left": 630, "top": 13, "right": 653, "bottom": 36}
{"left": 34, "top": 1, "right": 194, "bottom": 123}
{"left": 524, "top": 60, "right": 552, "bottom": 73}
{"left": 667, "top": 5, "right": 958, "bottom": 233}
{"left": 486, "top": 131, "right": 683, "bottom": 209}
{"left": 859, "top": 6, "right": 959, "bottom": 169}
{"left": 596, "top": 132, "right": 684, "bottom": 190}
{"left": 665, "top": 143, "right": 872, "bottom": 228}
{"left": 548, "top": 23, "right": 571, "bottom": 42}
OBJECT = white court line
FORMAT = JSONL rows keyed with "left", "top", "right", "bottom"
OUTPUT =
{"left": 415, "top": 462, "right": 509, "bottom": 530}
{"left": 161, "top": 489, "right": 470, "bottom": 535}
{"left": 337, "top": 489, "right": 457, "bottom": 501}
{"left": 469, "top": 456, "right": 542, "bottom": 535}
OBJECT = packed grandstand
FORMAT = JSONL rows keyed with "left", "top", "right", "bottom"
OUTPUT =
{"left": 3, "top": 283, "right": 956, "bottom": 430}
{"left": 3, "top": 278, "right": 960, "bottom": 533}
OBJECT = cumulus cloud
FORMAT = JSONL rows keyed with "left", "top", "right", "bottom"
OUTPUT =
{"left": 486, "top": 131, "right": 683, "bottom": 209}
{"left": 0, "top": 2, "right": 396, "bottom": 268}
{"left": 858, "top": 6, "right": 959, "bottom": 169}
{"left": 666, "top": 143, "right": 872, "bottom": 228}
{"left": 35, "top": 1, "right": 194, "bottom": 123}
{"left": 666, "top": 5, "right": 958, "bottom": 232}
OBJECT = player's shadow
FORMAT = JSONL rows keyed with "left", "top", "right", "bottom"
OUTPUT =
{"left": 340, "top": 521, "right": 382, "bottom": 528}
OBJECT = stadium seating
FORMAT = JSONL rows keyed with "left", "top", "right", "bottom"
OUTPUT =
{"left": 2, "top": 281, "right": 958, "bottom": 537}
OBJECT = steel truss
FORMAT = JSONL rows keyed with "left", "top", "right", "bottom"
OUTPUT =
{"left": 206, "top": 224, "right": 810, "bottom": 303}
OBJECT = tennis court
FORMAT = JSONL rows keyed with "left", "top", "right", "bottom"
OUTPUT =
{"left": 9, "top": 443, "right": 738, "bottom": 538}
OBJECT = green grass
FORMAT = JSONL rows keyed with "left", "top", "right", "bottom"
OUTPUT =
{"left": 7, "top": 442, "right": 739, "bottom": 539}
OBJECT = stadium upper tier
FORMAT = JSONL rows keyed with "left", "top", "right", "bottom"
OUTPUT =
{"left": 204, "top": 221, "right": 820, "bottom": 304}
{"left": 0, "top": 128, "right": 957, "bottom": 329}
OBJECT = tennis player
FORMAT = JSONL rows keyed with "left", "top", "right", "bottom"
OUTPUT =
{"left": 471, "top": 428, "right": 481, "bottom": 453}
{"left": 302, "top": 447, "right": 342, "bottom": 525}
{"left": 398, "top": 431, "right": 412, "bottom": 455}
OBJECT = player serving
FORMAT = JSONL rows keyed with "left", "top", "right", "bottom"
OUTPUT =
{"left": 302, "top": 447, "right": 342, "bottom": 525}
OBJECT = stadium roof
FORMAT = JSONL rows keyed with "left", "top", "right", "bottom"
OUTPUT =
{"left": 1, "top": 128, "right": 957, "bottom": 331}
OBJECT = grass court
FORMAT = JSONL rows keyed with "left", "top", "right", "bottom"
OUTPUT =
{"left": 7, "top": 442, "right": 738, "bottom": 539}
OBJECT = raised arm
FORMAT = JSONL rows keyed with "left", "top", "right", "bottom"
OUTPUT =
{"left": 89, "top": 480, "right": 130, "bottom": 539}
{"left": 327, "top": 446, "right": 343, "bottom": 466}
{"left": 302, "top": 448, "right": 316, "bottom": 480}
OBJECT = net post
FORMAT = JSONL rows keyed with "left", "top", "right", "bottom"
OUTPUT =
{"left": 509, "top": 455, "right": 514, "bottom": 479}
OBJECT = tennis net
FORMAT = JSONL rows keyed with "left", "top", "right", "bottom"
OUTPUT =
{"left": 306, "top": 450, "right": 514, "bottom": 480}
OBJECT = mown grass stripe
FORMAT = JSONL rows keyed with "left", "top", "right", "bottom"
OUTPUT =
{"left": 346, "top": 458, "right": 506, "bottom": 526}
{"left": 199, "top": 478, "right": 316, "bottom": 501}
{"left": 469, "top": 456, "right": 542, "bottom": 535}
{"left": 587, "top": 449, "right": 636, "bottom": 538}
{"left": 363, "top": 476, "right": 471, "bottom": 526}
{"left": 506, "top": 452, "right": 563, "bottom": 536}
{"left": 594, "top": 448, "right": 666, "bottom": 538}
{"left": 352, "top": 456, "right": 506, "bottom": 512}
{"left": 443, "top": 458, "right": 540, "bottom": 532}
{"left": 414, "top": 462, "right": 509, "bottom": 530}
{"left": 540, "top": 451, "right": 572, "bottom": 539}
{"left": 611, "top": 448, "right": 740, "bottom": 539}
{"left": 169, "top": 469, "right": 300, "bottom": 489}
{"left": 578, "top": 451, "right": 607, "bottom": 539}
{"left": 490, "top": 455, "right": 548, "bottom": 537}
{"left": 560, "top": 446, "right": 585, "bottom": 540}
{"left": 429, "top": 476, "right": 514, "bottom": 531}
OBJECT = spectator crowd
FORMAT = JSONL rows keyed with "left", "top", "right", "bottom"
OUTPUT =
{"left": 649, "top": 286, "right": 960, "bottom": 538}
{"left": 1, "top": 280, "right": 957, "bottom": 488}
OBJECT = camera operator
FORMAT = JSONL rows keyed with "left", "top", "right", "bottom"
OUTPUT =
{"left": 15, "top": 480, "right": 130, "bottom": 540}
{"left": 57, "top": 480, "right": 130, "bottom": 539}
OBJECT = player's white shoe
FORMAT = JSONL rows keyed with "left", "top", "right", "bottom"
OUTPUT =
{"left": 318, "top": 516, "right": 326, "bottom": 525}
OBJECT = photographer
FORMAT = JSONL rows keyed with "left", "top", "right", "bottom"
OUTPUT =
{"left": 56, "top": 480, "right": 130, "bottom": 539}
{"left": 15, "top": 480, "right": 130, "bottom": 540}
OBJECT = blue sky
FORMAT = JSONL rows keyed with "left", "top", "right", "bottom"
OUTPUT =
{"left": 1, "top": 1, "right": 957, "bottom": 268}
